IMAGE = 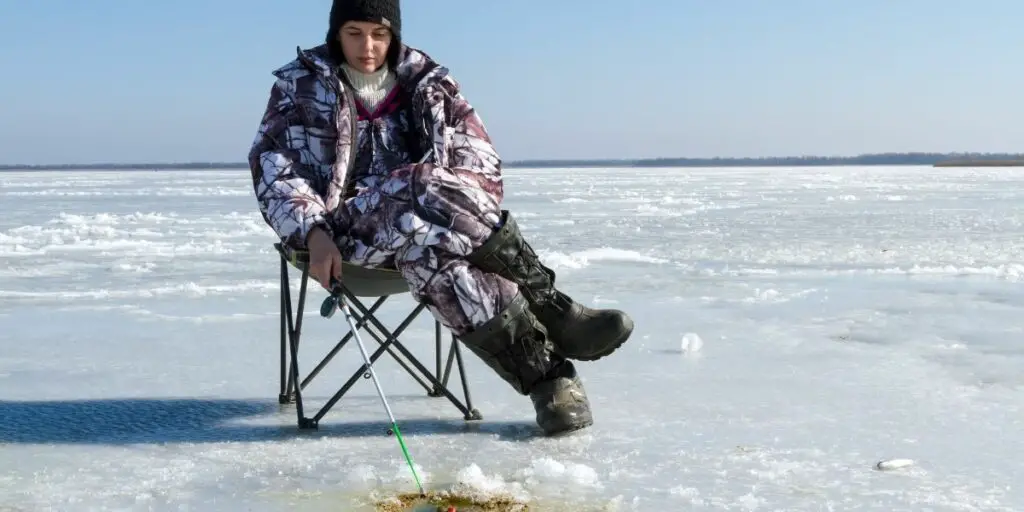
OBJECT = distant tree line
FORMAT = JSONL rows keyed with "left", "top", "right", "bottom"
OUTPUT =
{"left": 2, "top": 152, "right": 1023, "bottom": 171}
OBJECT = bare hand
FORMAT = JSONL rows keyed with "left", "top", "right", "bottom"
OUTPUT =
{"left": 307, "top": 227, "right": 342, "bottom": 290}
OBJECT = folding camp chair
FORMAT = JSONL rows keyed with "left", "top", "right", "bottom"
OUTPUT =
{"left": 274, "top": 242, "right": 483, "bottom": 429}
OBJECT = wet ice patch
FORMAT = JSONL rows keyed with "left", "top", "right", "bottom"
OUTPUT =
{"left": 4, "top": 167, "right": 1024, "bottom": 511}
{"left": 0, "top": 186, "right": 251, "bottom": 197}
{"left": 113, "top": 261, "right": 156, "bottom": 273}
{"left": 0, "top": 280, "right": 277, "bottom": 302}
{"left": 742, "top": 287, "right": 820, "bottom": 304}
{"left": 452, "top": 464, "right": 530, "bottom": 502}
{"left": 346, "top": 464, "right": 381, "bottom": 489}
{"left": 536, "top": 247, "right": 667, "bottom": 270}
{"left": 0, "top": 210, "right": 270, "bottom": 259}
{"left": 517, "top": 457, "right": 602, "bottom": 490}
{"left": 667, "top": 486, "right": 707, "bottom": 507}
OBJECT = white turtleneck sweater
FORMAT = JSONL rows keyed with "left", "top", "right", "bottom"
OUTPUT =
{"left": 340, "top": 63, "right": 397, "bottom": 112}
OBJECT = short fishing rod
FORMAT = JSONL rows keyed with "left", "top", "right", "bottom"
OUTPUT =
{"left": 320, "top": 279, "right": 426, "bottom": 497}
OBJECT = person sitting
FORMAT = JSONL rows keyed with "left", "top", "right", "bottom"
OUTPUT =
{"left": 247, "top": 0, "right": 634, "bottom": 436}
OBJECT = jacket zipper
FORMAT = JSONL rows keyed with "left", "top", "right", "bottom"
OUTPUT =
{"left": 335, "top": 74, "right": 359, "bottom": 197}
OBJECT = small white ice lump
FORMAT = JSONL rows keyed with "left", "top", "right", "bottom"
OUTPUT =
{"left": 875, "top": 458, "right": 915, "bottom": 471}
{"left": 680, "top": 332, "right": 703, "bottom": 354}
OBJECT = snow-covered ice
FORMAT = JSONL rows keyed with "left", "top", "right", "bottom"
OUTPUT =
{"left": 1, "top": 165, "right": 1022, "bottom": 510}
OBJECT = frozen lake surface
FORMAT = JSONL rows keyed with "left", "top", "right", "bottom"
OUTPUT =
{"left": 1, "top": 165, "right": 1022, "bottom": 511}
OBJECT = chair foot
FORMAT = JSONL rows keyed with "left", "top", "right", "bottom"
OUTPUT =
{"left": 298, "top": 417, "right": 319, "bottom": 430}
{"left": 427, "top": 388, "right": 443, "bottom": 397}
{"left": 465, "top": 408, "right": 483, "bottom": 421}
{"left": 278, "top": 393, "right": 294, "bottom": 404}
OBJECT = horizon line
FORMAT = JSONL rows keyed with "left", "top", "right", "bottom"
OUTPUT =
{"left": 2, "top": 151, "right": 1023, "bottom": 170}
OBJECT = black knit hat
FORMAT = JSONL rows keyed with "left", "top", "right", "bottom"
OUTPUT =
{"left": 325, "top": 0, "right": 402, "bottom": 69}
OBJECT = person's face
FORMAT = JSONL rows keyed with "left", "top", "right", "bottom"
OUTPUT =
{"left": 338, "top": 20, "right": 392, "bottom": 73}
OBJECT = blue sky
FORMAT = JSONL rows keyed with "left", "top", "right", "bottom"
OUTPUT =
{"left": 0, "top": 0, "right": 1021, "bottom": 164}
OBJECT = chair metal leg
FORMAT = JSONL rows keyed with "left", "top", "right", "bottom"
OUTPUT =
{"left": 341, "top": 287, "right": 482, "bottom": 421}
{"left": 449, "top": 334, "right": 481, "bottom": 420}
{"left": 278, "top": 256, "right": 308, "bottom": 405}
{"left": 308, "top": 299, "right": 429, "bottom": 427}
{"left": 428, "top": 321, "right": 443, "bottom": 397}
{"left": 431, "top": 328, "right": 481, "bottom": 421}
{"left": 338, "top": 300, "right": 436, "bottom": 395}
{"left": 299, "top": 295, "right": 388, "bottom": 390}
{"left": 281, "top": 260, "right": 315, "bottom": 428}
{"left": 278, "top": 257, "right": 289, "bottom": 404}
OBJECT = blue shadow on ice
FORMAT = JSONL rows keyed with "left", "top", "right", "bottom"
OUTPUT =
{"left": 0, "top": 397, "right": 540, "bottom": 445}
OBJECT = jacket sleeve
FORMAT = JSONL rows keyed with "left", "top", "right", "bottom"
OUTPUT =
{"left": 247, "top": 79, "right": 333, "bottom": 249}
{"left": 435, "top": 76, "right": 503, "bottom": 181}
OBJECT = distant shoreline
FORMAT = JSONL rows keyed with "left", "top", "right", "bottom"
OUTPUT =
{"left": 2, "top": 152, "right": 1023, "bottom": 171}
{"left": 932, "top": 160, "right": 1024, "bottom": 167}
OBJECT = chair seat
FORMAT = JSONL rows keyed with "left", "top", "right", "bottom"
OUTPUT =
{"left": 338, "top": 263, "right": 410, "bottom": 297}
{"left": 274, "top": 242, "right": 410, "bottom": 297}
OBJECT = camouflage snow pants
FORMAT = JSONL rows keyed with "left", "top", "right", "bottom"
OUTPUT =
{"left": 332, "top": 163, "right": 519, "bottom": 337}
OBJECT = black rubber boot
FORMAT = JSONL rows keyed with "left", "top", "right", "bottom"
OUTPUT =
{"left": 466, "top": 210, "right": 634, "bottom": 361}
{"left": 528, "top": 360, "right": 593, "bottom": 437}
{"left": 458, "top": 293, "right": 593, "bottom": 436}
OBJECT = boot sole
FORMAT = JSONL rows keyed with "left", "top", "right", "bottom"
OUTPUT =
{"left": 562, "top": 321, "right": 634, "bottom": 362}
{"left": 543, "top": 419, "right": 594, "bottom": 437}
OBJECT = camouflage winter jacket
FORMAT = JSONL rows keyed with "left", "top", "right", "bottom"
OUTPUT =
{"left": 248, "top": 44, "right": 503, "bottom": 249}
